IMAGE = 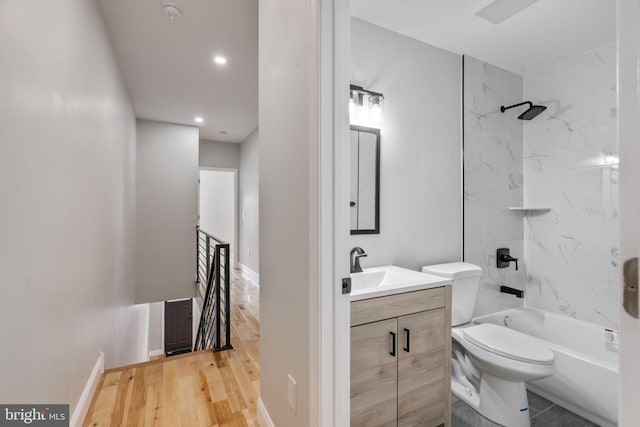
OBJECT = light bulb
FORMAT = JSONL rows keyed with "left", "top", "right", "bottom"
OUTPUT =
{"left": 349, "top": 97, "right": 356, "bottom": 121}
{"left": 370, "top": 103, "right": 383, "bottom": 124}
{"left": 368, "top": 95, "right": 384, "bottom": 127}
{"left": 604, "top": 155, "right": 619, "bottom": 165}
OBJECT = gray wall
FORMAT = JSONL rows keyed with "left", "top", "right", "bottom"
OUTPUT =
{"left": 463, "top": 56, "right": 525, "bottom": 317}
{"left": 259, "top": 0, "right": 314, "bottom": 423}
{"left": 239, "top": 128, "right": 260, "bottom": 273}
{"left": 200, "top": 139, "right": 241, "bottom": 169}
{"left": 349, "top": 18, "right": 462, "bottom": 271}
{"left": 136, "top": 120, "right": 199, "bottom": 303}
{"left": 523, "top": 44, "right": 618, "bottom": 328}
{"left": 0, "top": 0, "right": 149, "bottom": 411}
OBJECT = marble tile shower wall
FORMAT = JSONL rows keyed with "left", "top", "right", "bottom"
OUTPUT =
{"left": 464, "top": 56, "right": 526, "bottom": 317}
{"left": 523, "top": 44, "right": 619, "bottom": 329}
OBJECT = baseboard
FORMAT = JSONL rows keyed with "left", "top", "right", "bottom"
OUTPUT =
{"left": 238, "top": 263, "right": 259, "bottom": 286}
{"left": 148, "top": 349, "right": 164, "bottom": 359}
{"left": 70, "top": 351, "right": 104, "bottom": 427}
{"left": 257, "top": 397, "right": 275, "bottom": 427}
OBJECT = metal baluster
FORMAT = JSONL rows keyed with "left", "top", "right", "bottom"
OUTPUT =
{"left": 224, "top": 244, "right": 232, "bottom": 349}
{"left": 213, "top": 245, "right": 220, "bottom": 351}
{"left": 205, "top": 236, "right": 210, "bottom": 285}
{"left": 196, "top": 227, "right": 200, "bottom": 283}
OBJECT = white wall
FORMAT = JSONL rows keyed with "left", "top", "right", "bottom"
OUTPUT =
{"left": 147, "top": 302, "right": 164, "bottom": 355}
{"left": 0, "top": 0, "right": 148, "bottom": 412}
{"left": 349, "top": 18, "right": 462, "bottom": 270}
{"left": 200, "top": 139, "right": 241, "bottom": 169}
{"left": 199, "top": 169, "right": 236, "bottom": 257}
{"left": 136, "top": 120, "right": 199, "bottom": 303}
{"left": 239, "top": 128, "right": 260, "bottom": 273}
{"left": 259, "top": 0, "right": 316, "bottom": 423}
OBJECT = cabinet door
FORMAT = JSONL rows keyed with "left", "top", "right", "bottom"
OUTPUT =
{"left": 397, "top": 309, "right": 449, "bottom": 427}
{"left": 351, "top": 318, "right": 398, "bottom": 427}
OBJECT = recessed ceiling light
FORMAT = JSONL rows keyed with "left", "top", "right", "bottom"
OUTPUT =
{"left": 213, "top": 56, "right": 227, "bottom": 65}
{"left": 194, "top": 117, "right": 204, "bottom": 124}
{"left": 163, "top": 3, "right": 183, "bottom": 20}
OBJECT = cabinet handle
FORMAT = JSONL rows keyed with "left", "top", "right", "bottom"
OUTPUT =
{"left": 403, "top": 328, "right": 410, "bottom": 352}
{"left": 390, "top": 331, "right": 396, "bottom": 357}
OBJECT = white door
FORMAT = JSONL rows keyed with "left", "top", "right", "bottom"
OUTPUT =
{"left": 618, "top": 0, "right": 640, "bottom": 424}
{"left": 199, "top": 169, "right": 237, "bottom": 266}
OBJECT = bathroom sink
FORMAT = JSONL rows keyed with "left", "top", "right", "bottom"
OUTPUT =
{"left": 350, "top": 265, "right": 450, "bottom": 301}
{"left": 350, "top": 270, "right": 388, "bottom": 292}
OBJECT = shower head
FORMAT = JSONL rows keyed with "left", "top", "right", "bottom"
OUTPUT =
{"left": 517, "top": 104, "right": 547, "bottom": 120}
{"left": 500, "top": 101, "right": 547, "bottom": 120}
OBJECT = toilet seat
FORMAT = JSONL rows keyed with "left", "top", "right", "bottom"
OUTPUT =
{"left": 462, "top": 324, "right": 554, "bottom": 365}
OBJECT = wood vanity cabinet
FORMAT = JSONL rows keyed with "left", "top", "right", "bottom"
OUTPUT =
{"left": 351, "top": 286, "right": 452, "bottom": 427}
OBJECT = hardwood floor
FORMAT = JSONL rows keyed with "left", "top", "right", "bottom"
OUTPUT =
{"left": 84, "top": 271, "right": 260, "bottom": 427}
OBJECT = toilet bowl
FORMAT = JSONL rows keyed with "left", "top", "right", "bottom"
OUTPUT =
{"left": 422, "top": 263, "right": 555, "bottom": 427}
{"left": 452, "top": 323, "right": 554, "bottom": 426}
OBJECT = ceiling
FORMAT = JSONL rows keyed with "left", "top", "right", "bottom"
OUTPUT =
{"left": 98, "top": 0, "right": 257, "bottom": 142}
{"left": 350, "top": 0, "right": 616, "bottom": 75}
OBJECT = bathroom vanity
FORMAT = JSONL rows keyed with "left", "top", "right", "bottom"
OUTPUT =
{"left": 350, "top": 267, "right": 452, "bottom": 427}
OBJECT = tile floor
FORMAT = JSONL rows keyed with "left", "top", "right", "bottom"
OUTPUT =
{"left": 451, "top": 390, "right": 599, "bottom": 427}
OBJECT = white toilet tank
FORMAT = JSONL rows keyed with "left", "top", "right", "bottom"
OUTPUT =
{"left": 422, "top": 262, "right": 482, "bottom": 326}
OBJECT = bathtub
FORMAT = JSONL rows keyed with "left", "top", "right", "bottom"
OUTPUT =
{"left": 473, "top": 307, "right": 618, "bottom": 427}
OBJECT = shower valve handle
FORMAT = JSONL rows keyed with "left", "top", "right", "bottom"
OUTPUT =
{"left": 497, "top": 248, "right": 518, "bottom": 271}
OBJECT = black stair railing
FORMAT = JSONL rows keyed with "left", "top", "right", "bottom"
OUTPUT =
{"left": 194, "top": 226, "right": 233, "bottom": 352}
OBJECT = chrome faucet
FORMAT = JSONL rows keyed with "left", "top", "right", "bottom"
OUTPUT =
{"left": 350, "top": 247, "right": 367, "bottom": 273}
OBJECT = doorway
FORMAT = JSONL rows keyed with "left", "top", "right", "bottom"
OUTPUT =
{"left": 199, "top": 168, "right": 238, "bottom": 267}
{"left": 164, "top": 299, "right": 193, "bottom": 357}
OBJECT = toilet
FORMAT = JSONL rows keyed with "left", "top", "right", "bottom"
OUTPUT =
{"left": 421, "top": 262, "right": 555, "bottom": 427}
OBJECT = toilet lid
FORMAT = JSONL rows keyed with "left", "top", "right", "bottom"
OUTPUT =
{"left": 463, "top": 324, "right": 554, "bottom": 365}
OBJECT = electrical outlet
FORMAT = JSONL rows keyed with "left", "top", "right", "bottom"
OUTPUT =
{"left": 248, "top": 249, "right": 252, "bottom": 257}
{"left": 242, "top": 210, "right": 247, "bottom": 219}
{"left": 288, "top": 374, "right": 296, "bottom": 413}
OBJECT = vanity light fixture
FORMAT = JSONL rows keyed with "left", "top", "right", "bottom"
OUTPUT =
{"left": 350, "top": 85, "right": 384, "bottom": 129}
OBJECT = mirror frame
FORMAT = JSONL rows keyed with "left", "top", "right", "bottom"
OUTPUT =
{"left": 350, "top": 125, "right": 381, "bottom": 235}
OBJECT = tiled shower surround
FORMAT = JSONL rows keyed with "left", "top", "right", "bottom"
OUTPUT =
{"left": 464, "top": 45, "right": 618, "bottom": 328}
{"left": 463, "top": 56, "right": 525, "bottom": 317}
{"left": 524, "top": 43, "right": 619, "bottom": 329}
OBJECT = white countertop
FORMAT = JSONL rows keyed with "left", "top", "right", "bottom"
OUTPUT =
{"left": 349, "top": 265, "right": 451, "bottom": 302}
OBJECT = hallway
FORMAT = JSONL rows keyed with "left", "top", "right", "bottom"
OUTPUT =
{"left": 84, "top": 272, "right": 260, "bottom": 426}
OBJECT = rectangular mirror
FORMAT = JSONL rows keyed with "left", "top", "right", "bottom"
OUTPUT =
{"left": 350, "top": 125, "right": 380, "bottom": 234}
